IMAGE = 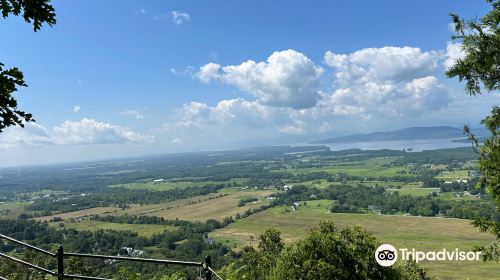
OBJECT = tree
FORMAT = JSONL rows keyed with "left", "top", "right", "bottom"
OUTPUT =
{"left": 220, "top": 228, "right": 284, "bottom": 280}
{"left": 220, "top": 222, "right": 431, "bottom": 280}
{"left": 272, "top": 222, "right": 430, "bottom": 280}
{"left": 0, "top": 0, "right": 56, "bottom": 133}
{"left": 447, "top": 0, "right": 500, "bottom": 262}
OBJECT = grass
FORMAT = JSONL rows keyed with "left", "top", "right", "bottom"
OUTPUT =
{"left": 110, "top": 178, "right": 247, "bottom": 191}
{"left": 436, "top": 170, "right": 471, "bottom": 181}
{"left": 149, "top": 191, "right": 274, "bottom": 222}
{"left": 211, "top": 200, "right": 498, "bottom": 280}
{"left": 281, "top": 157, "right": 415, "bottom": 178}
{"left": 33, "top": 189, "right": 276, "bottom": 224}
{"left": 33, "top": 193, "right": 225, "bottom": 222}
{"left": 0, "top": 201, "right": 29, "bottom": 219}
{"left": 437, "top": 192, "right": 481, "bottom": 202}
{"left": 56, "top": 219, "right": 173, "bottom": 237}
{"left": 34, "top": 207, "right": 121, "bottom": 222}
{"left": 310, "top": 179, "right": 417, "bottom": 187}
{"left": 14, "top": 189, "right": 67, "bottom": 199}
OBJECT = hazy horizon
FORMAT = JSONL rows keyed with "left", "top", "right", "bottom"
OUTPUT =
{"left": 0, "top": 124, "right": 478, "bottom": 169}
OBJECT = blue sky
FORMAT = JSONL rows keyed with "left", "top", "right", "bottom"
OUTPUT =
{"left": 0, "top": 0, "right": 498, "bottom": 166}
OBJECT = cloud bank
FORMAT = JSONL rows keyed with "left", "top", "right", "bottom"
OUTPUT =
{"left": 0, "top": 119, "right": 152, "bottom": 148}
{"left": 186, "top": 46, "right": 451, "bottom": 137}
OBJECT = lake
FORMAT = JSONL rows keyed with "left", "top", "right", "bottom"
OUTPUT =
{"left": 318, "top": 138, "right": 471, "bottom": 152}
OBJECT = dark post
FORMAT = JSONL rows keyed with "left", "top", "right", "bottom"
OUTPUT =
{"left": 204, "top": 255, "right": 212, "bottom": 280}
{"left": 57, "top": 246, "right": 64, "bottom": 280}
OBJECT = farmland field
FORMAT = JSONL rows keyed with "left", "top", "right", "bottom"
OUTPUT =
{"left": 0, "top": 202, "right": 29, "bottom": 219}
{"left": 281, "top": 157, "right": 415, "bottom": 178}
{"left": 110, "top": 178, "right": 248, "bottom": 191}
{"left": 148, "top": 190, "right": 273, "bottom": 221}
{"left": 211, "top": 200, "right": 498, "bottom": 280}
{"left": 57, "top": 220, "right": 173, "bottom": 237}
{"left": 436, "top": 170, "right": 471, "bottom": 181}
{"left": 34, "top": 206, "right": 121, "bottom": 222}
{"left": 40, "top": 189, "right": 272, "bottom": 222}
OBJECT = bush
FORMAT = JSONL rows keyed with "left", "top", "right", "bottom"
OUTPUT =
{"left": 220, "top": 221, "right": 432, "bottom": 280}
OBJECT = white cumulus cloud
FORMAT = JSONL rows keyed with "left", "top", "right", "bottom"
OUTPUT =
{"left": 73, "top": 106, "right": 81, "bottom": 113}
{"left": 323, "top": 46, "right": 449, "bottom": 118}
{"left": 444, "top": 42, "right": 465, "bottom": 70}
{"left": 0, "top": 123, "right": 53, "bottom": 148}
{"left": 181, "top": 46, "right": 455, "bottom": 139}
{"left": 170, "top": 11, "right": 190, "bottom": 25}
{"left": 195, "top": 50, "right": 324, "bottom": 109}
{"left": 325, "top": 46, "right": 441, "bottom": 85}
{"left": 0, "top": 119, "right": 152, "bottom": 148}
{"left": 175, "top": 98, "right": 281, "bottom": 128}
{"left": 53, "top": 119, "right": 152, "bottom": 145}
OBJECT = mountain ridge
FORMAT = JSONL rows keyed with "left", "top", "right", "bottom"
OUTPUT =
{"left": 311, "top": 126, "right": 466, "bottom": 144}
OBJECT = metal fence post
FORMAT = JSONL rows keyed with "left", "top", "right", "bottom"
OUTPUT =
{"left": 204, "top": 255, "right": 211, "bottom": 280}
{"left": 57, "top": 246, "right": 64, "bottom": 280}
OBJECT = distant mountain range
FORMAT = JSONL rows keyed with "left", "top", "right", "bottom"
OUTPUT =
{"left": 311, "top": 126, "right": 479, "bottom": 144}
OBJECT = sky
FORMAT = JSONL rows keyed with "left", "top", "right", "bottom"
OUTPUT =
{"left": 0, "top": 0, "right": 498, "bottom": 167}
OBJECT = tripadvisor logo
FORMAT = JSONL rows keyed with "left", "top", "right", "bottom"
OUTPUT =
{"left": 375, "top": 244, "right": 481, "bottom": 266}
{"left": 375, "top": 244, "right": 398, "bottom": 266}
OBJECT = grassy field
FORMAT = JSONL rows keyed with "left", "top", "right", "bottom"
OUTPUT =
{"left": 34, "top": 189, "right": 275, "bottom": 224}
{"left": 150, "top": 190, "right": 274, "bottom": 221}
{"left": 56, "top": 220, "right": 173, "bottom": 237}
{"left": 0, "top": 201, "right": 46, "bottom": 219}
{"left": 33, "top": 193, "right": 226, "bottom": 222}
{"left": 211, "top": 200, "right": 498, "bottom": 280}
{"left": 0, "top": 201, "right": 30, "bottom": 219}
{"left": 110, "top": 178, "right": 247, "bottom": 191}
{"left": 436, "top": 170, "right": 471, "bottom": 181}
{"left": 34, "top": 207, "right": 121, "bottom": 222}
{"left": 281, "top": 157, "right": 415, "bottom": 178}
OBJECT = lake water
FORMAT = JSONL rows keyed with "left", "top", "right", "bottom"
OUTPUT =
{"left": 318, "top": 138, "right": 471, "bottom": 152}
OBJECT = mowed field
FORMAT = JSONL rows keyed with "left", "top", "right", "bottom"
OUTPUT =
{"left": 34, "top": 189, "right": 275, "bottom": 237}
{"left": 0, "top": 202, "right": 29, "bottom": 219}
{"left": 33, "top": 193, "right": 225, "bottom": 222}
{"left": 281, "top": 157, "right": 415, "bottom": 178}
{"left": 59, "top": 220, "right": 174, "bottom": 237}
{"left": 34, "top": 207, "right": 122, "bottom": 222}
{"left": 147, "top": 190, "right": 273, "bottom": 221}
{"left": 110, "top": 178, "right": 247, "bottom": 191}
{"left": 211, "top": 200, "right": 499, "bottom": 280}
{"left": 436, "top": 170, "right": 471, "bottom": 181}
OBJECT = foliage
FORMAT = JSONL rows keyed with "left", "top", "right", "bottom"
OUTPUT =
{"left": 0, "top": 0, "right": 56, "bottom": 31}
{"left": 0, "top": 63, "right": 34, "bottom": 132}
{"left": 0, "top": 250, "right": 54, "bottom": 280}
{"left": 0, "top": 218, "right": 233, "bottom": 279}
{"left": 220, "top": 222, "right": 432, "bottom": 280}
{"left": 158, "top": 272, "right": 188, "bottom": 280}
{"left": 0, "top": 0, "right": 56, "bottom": 133}
{"left": 238, "top": 197, "right": 259, "bottom": 207}
{"left": 447, "top": 0, "right": 500, "bottom": 95}
{"left": 447, "top": 0, "right": 500, "bottom": 262}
